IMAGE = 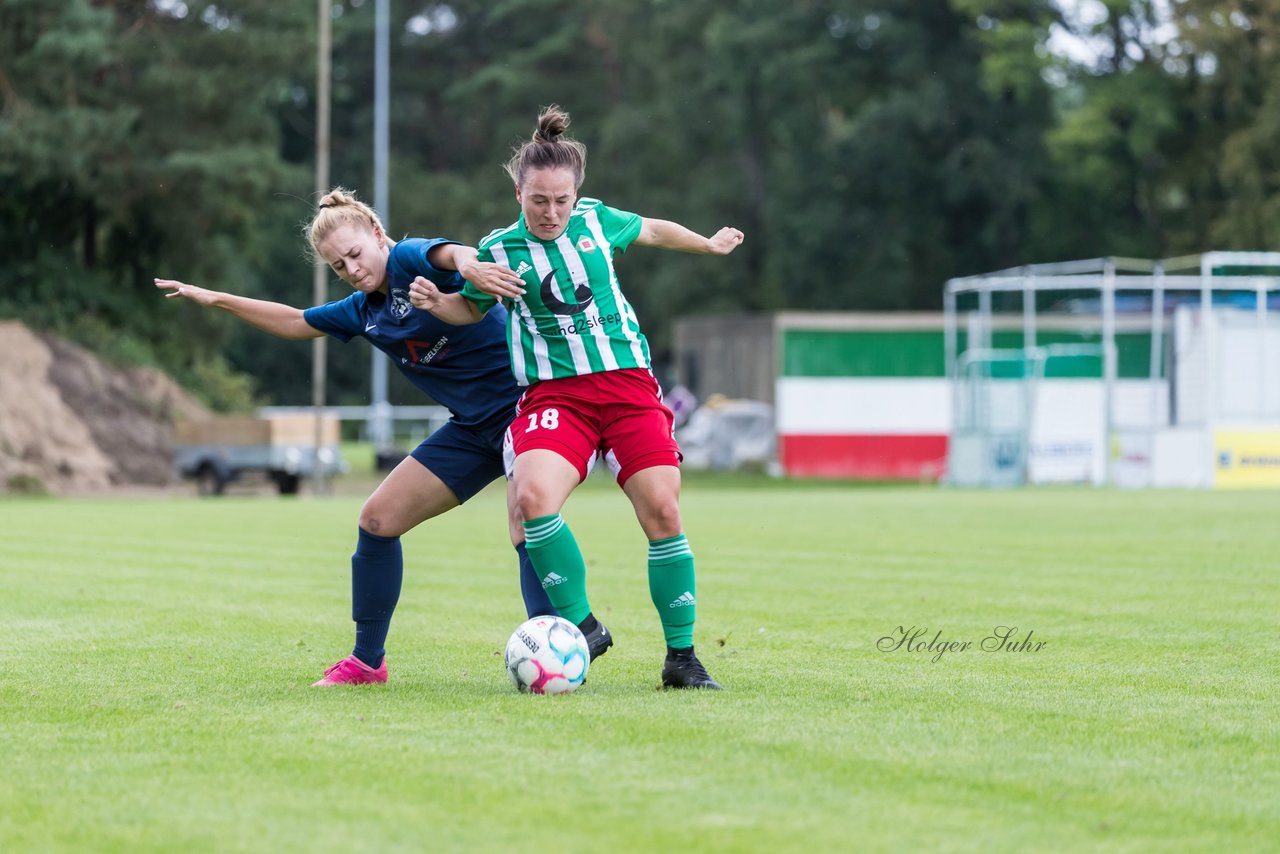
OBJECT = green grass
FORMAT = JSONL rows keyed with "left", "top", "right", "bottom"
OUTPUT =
{"left": 1, "top": 483, "right": 1277, "bottom": 852}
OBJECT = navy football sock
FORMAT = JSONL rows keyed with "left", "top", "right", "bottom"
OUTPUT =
{"left": 351, "top": 527, "right": 403, "bottom": 668}
{"left": 517, "top": 542, "right": 559, "bottom": 619}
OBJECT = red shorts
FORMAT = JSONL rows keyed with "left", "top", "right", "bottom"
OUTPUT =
{"left": 507, "top": 368, "right": 681, "bottom": 485}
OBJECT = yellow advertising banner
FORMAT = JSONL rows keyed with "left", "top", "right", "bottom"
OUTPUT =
{"left": 1214, "top": 431, "right": 1280, "bottom": 489}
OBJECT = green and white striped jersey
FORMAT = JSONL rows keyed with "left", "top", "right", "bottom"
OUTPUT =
{"left": 463, "top": 198, "right": 650, "bottom": 386}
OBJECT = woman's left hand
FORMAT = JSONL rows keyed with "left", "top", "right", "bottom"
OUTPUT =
{"left": 706, "top": 227, "right": 745, "bottom": 255}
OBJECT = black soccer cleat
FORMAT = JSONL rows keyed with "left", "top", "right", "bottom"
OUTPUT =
{"left": 661, "top": 646, "right": 722, "bottom": 690}
{"left": 580, "top": 618, "right": 614, "bottom": 662}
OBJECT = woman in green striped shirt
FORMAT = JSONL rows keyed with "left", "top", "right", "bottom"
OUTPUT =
{"left": 410, "top": 106, "right": 743, "bottom": 689}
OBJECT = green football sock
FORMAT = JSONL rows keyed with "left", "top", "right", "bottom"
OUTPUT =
{"left": 648, "top": 533, "right": 697, "bottom": 649}
{"left": 522, "top": 514, "right": 590, "bottom": 625}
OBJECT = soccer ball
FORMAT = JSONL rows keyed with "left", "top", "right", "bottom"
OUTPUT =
{"left": 504, "top": 615, "right": 589, "bottom": 694}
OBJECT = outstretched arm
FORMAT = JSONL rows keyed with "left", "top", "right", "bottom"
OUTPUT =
{"left": 428, "top": 244, "right": 526, "bottom": 299}
{"left": 155, "top": 278, "right": 322, "bottom": 340}
{"left": 633, "top": 219, "right": 744, "bottom": 255}
{"left": 408, "top": 276, "right": 485, "bottom": 325}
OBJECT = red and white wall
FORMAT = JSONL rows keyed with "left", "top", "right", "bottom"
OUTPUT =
{"left": 773, "top": 315, "right": 952, "bottom": 480}
{"left": 776, "top": 377, "right": 951, "bottom": 479}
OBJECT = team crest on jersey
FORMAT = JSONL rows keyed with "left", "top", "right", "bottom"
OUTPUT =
{"left": 389, "top": 289, "right": 412, "bottom": 319}
{"left": 577, "top": 236, "right": 596, "bottom": 253}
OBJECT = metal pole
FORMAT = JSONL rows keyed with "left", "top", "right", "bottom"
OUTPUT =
{"left": 1022, "top": 269, "right": 1038, "bottom": 488}
{"left": 311, "top": 0, "right": 332, "bottom": 494}
{"left": 369, "top": 0, "right": 392, "bottom": 454}
{"left": 1200, "top": 254, "right": 1215, "bottom": 426}
{"left": 943, "top": 287, "right": 957, "bottom": 380}
{"left": 1258, "top": 279, "right": 1268, "bottom": 420}
{"left": 1023, "top": 274, "right": 1036, "bottom": 352}
{"left": 978, "top": 288, "right": 992, "bottom": 351}
{"left": 1149, "top": 262, "right": 1165, "bottom": 439}
{"left": 965, "top": 309, "right": 987, "bottom": 485}
{"left": 943, "top": 287, "right": 957, "bottom": 485}
{"left": 1101, "top": 258, "right": 1117, "bottom": 485}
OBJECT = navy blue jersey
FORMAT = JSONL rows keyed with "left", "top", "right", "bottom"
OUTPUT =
{"left": 303, "top": 238, "right": 520, "bottom": 428}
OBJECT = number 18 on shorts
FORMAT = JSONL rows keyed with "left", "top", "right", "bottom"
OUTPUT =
{"left": 505, "top": 369, "right": 682, "bottom": 485}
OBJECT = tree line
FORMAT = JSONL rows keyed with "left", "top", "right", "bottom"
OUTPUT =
{"left": 3, "top": 0, "right": 1278, "bottom": 407}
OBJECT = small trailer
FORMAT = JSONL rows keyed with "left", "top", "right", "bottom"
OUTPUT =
{"left": 173, "top": 414, "right": 345, "bottom": 495}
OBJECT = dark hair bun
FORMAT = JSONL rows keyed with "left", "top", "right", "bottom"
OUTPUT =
{"left": 534, "top": 106, "right": 570, "bottom": 143}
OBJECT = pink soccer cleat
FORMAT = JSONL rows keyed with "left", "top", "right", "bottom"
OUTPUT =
{"left": 312, "top": 655, "right": 388, "bottom": 686}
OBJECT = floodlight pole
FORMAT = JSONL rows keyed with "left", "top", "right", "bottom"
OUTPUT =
{"left": 369, "top": 0, "right": 392, "bottom": 454}
{"left": 311, "top": 0, "right": 332, "bottom": 494}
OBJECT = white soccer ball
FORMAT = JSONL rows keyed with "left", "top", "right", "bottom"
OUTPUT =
{"left": 504, "top": 615, "right": 589, "bottom": 695}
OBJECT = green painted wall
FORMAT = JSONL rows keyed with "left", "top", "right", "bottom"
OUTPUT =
{"left": 781, "top": 329, "right": 1158, "bottom": 379}
{"left": 781, "top": 331, "right": 946, "bottom": 377}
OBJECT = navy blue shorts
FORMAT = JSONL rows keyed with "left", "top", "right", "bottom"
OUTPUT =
{"left": 408, "top": 417, "right": 509, "bottom": 504}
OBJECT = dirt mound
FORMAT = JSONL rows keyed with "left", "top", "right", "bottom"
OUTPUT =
{"left": 0, "top": 321, "right": 210, "bottom": 494}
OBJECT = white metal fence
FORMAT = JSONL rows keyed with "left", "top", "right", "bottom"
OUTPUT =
{"left": 944, "top": 252, "right": 1280, "bottom": 487}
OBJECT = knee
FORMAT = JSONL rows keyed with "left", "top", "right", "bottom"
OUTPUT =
{"left": 359, "top": 497, "right": 404, "bottom": 538}
{"left": 639, "top": 498, "right": 683, "bottom": 539}
{"left": 513, "top": 479, "right": 559, "bottom": 523}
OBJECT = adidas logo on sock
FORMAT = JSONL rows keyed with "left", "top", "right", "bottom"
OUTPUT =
{"left": 668, "top": 591, "right": 696, "bottom": 608}
{"left": 541, "top": 572, "right": 567, "bottom": 588}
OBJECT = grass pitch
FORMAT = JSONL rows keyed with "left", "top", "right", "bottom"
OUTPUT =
{"left": 1, "top": 478, "right": 1276, "bottom": 852}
